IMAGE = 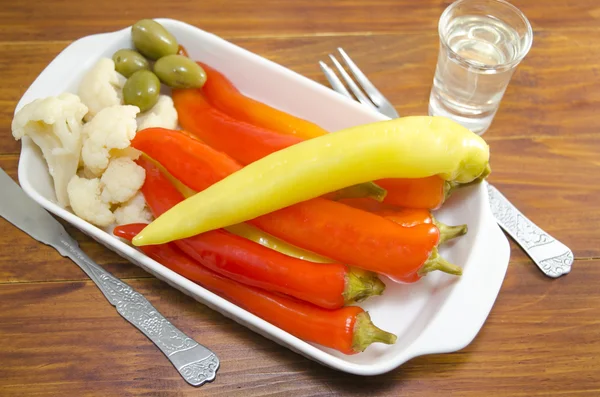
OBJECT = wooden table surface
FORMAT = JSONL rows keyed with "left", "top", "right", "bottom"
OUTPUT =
{"left": 1, "top": 1, "right": 599, "bottom": 396}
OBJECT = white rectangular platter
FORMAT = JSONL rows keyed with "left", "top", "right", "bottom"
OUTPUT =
{"left": 14, "top": 19, "right": 510, "bottom": 376}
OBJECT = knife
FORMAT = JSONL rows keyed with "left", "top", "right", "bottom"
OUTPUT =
{"left": 0, "top": 168, "right": 219, "bottom": 386}
{"left": 486, "top": 183, "right": 573, "bottom": 277}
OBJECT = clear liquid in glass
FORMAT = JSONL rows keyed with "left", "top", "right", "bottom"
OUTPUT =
{"left": 429, "top": 14, "right": 525, "bottom": 134}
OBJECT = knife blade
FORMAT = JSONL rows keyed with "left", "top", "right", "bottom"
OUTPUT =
{"left": 0, "top": 168, "right": 219, "bottom": 386}
{"left": 0, "top": 168, "right": 75, "bottom": 254}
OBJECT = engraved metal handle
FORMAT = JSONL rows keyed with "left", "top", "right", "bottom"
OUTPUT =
{"left": 57, "top": 236, "right": 219, "bottom": 386}
{"left": 486, "top": 183, "right": 574, "bottom": 278}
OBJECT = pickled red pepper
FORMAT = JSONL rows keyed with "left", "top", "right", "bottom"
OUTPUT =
{"left": 114, "top": 224, "right": 397, "bottom": 355}
{"left": 132, "top": 116, "right": 490, "bottom": 246}
{"left": 250, "top": 199, "right": 450, "bottom": 283}
{"left": 199, "top": 62, "right": 328, "bottom": 139}
{"left": 375, "top": 177, "right": 451, "bottom": 210}
{"left": 172, "top": 88, "right": 304, "bottom": 165}
{"left": 338, "top": 198, "right": 468, "bottom": 244}
{"left": 132, "top": 129, "right": 463, "bottom": 282}
{"left": 137, "top": 155, "right": 384, "bottom": 309}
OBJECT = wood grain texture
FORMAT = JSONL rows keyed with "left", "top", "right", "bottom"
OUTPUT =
{"left": 1, "top": 0, "right": 599, "bottom": 395}
{"left": 0, "top": 0, "right": 598, "bottom": 41}
{"left": 0, "top": 157, "right": 151, "bottom": 283}
{"left": 1, "top": 259, "right": 599, "bottom": 397}
{"left": 487, "top": 136, "right": 600, "bottom": 258}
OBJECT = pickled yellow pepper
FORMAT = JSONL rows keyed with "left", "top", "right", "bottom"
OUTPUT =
{"left": 133, "top": 116, "right": 490, "bottom": 246}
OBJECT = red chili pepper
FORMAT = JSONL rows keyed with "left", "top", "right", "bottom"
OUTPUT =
{"left": 338, "top": 198, "right": 468, "bottom": 244}
{"left": 114, "top": 223, "right": 397, "bottom": 355}
{"left": 198, "top": 62, "right": 328, "bottom": 140}
{"left": 173, "top": 86, "right": 450, "bottom": 209}
{"left": 132, "top": 127, "right": 242, "bottom": 186}
{"left": 172, "top": 88, "right": 303, "bottom": 165}
{"left": 336, "top": 198, "right": 432, "bottom": 226}
{"left": 136, "top": 155, "right": 384, "bottom": 309}
{"left": 250, "top": 198, "right": 441, "bottom": 283}
{"left": 132, "top": 129, "right": 462, "bottom": 282}
{"left": 375, "top": 177, "right": 451, "bottom": 210}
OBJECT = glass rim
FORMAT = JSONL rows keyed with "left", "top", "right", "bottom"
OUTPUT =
{"left": 438, "top": 0, "right": 533, "bottom": 71}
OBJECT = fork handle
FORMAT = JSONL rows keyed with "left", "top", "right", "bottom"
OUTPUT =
{"left": 56, "top": 236, "right": 220, "bottom": 386}
{"left": 486, "top": 183, "right": 573, "bottom": 277}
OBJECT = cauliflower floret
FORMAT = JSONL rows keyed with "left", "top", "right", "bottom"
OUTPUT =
{"left": 114, "top": 192, "right": 153, "bottom": 225}
{"left": 77, "top": 166, "right": 98, "bottom": 180}
{"left": 67, "top": 175, "right": 115, "bottom": 227}
{"left": 100, "top": 157, "right": 146, "bottom": 204}
{"left": 136, "top": 95, "right": 178, "bottom": 131}
{"left": 80, "top": 147, "right": 142, "bottom": 177}
{"left": 81, "top": 105, "right": 140, "bottom": 176}
{"left": 111, "top": 147, "right": 143, "bottom": 161}
{"left": 12, "top": 93, "right": 88, "bottom": 207}
{"left": 78, "top": 58, "right": 127, "bottom": 121}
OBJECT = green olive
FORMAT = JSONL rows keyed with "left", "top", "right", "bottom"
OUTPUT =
{"left": 112, "top": 49, "right": 150, "bottom": 78}
{"left": 123, "top": 70, "right": 160, "bottom": 112}
{"left": 131, "top": 19, "right": 178, "bottom": 60}
{"left": 153, "top": 54, "right": 207, "bottom": 89}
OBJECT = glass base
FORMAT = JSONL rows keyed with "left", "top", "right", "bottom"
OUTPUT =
{"left": 428, "top": 91, "right": 496, "bottom": 136}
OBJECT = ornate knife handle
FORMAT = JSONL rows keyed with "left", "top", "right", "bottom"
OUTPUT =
{"left": 486, "top": 183, "right": 573, "bottom": 278}
{"left": 57, "top": 236, "right": 219, "bottom": 386}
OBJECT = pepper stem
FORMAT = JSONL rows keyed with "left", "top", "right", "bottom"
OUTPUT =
{"left": 352, "top": 312, "right": 397, "bottom": 353}
{"left": 328, "top": 182, "right": 387, "bottom": 202}
{"left": 444, "top": 180, "right": 459, "bottom": 202}
{"left": 418, "top": 248, "right": 463, "bottom": 277}
{"left": 343, "top": 268, "right": 386, "bottom": 305}
{"left": 433, "top": 217, "right": 468, "bottom": 244}
{"left": 478, "top": 163, "right": 492, "bottom": 181}
{"left": 444, "top": 163, "right": 492, "bottom": 199}
{"left": 457, "top": 163, "right": 492, "bottom": 190}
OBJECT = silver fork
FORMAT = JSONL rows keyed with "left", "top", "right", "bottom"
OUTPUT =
{"left": 319, "top": 48, "right": 399, "bottom": 119}
{"left": 319, "top": 48, "right": 574, "bottom": 278}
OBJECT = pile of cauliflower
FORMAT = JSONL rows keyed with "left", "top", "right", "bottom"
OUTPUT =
{"left": 11, "top": 57, "right": 178, "bottom": 228}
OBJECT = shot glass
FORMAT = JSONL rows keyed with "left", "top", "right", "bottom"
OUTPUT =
{"left": 428, "top": 0, "right": 533, "bottom": 135}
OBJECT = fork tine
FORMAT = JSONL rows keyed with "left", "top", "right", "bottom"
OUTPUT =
{"left": 319, "top": 61, "right": 353, "bottom": 100}
{"left": 328, "top": 54, "right": 377, "bottom": 110}
{"left": 337, "top": 48, "right": 385, "bottom": 105}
